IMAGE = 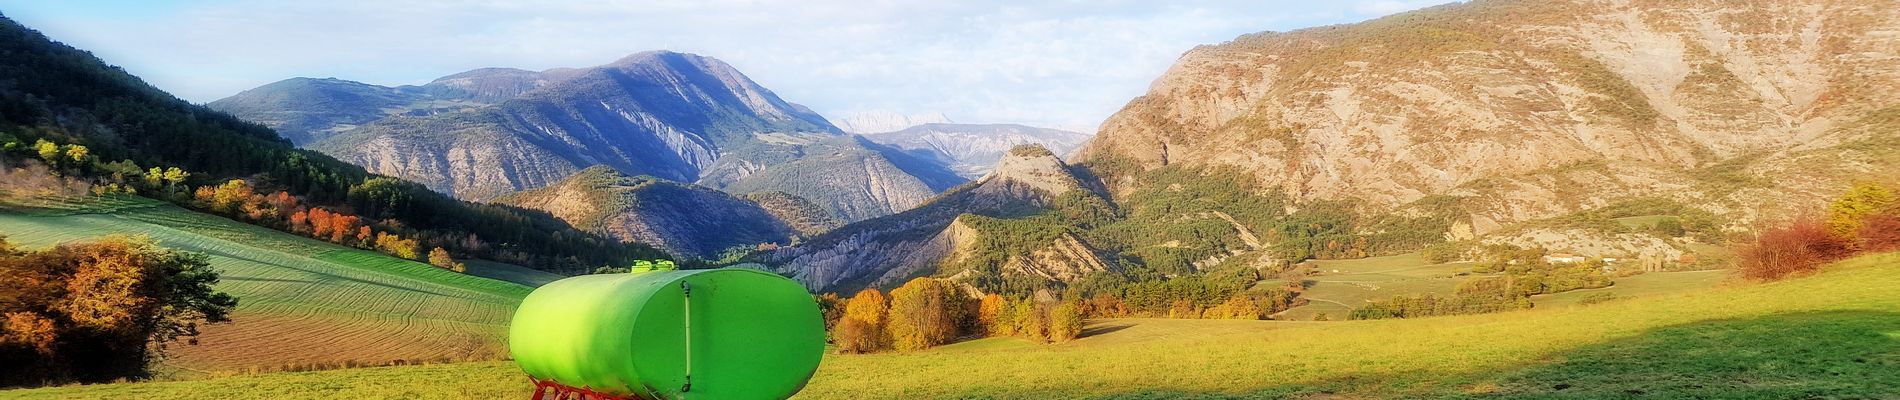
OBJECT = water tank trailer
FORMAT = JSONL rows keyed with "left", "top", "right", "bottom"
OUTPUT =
{"left": 508, "top": 261, "right": 825, "bottom": 400}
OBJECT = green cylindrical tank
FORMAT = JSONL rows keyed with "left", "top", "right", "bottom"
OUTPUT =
{"left": 509, "top": 266, "right": 824, "bottom": 400}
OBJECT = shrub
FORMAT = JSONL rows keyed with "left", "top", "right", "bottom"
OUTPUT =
{"left": 1856, "top": 213, "right": 1900, "bottom": 252}
{"left": 1737, "top": 216, "right": 1847, "bottom": 281}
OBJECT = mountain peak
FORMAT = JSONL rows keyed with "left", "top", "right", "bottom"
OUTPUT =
{"left": 986, "top": 143, "right": 1075, "bottom": 195}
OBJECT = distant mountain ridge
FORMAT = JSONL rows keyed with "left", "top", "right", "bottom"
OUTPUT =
{"left": 495, "top": 166, "right": 835, "bottom": 259}
{"left": 834, "top": 111, "right": 953, "bottom": 134}
{"left": 859, "top": 123, "right": 1093, "bottom": 178}
{"left": 762, "top": 143, "right": 1116, "bottom": 292}
{"left": 215, "top": 51, "right": 967, "bottom": 221}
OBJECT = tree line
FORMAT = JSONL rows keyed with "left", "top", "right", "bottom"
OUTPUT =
{"left": 819, "top": 278, "right": 1085, "bottom": 353}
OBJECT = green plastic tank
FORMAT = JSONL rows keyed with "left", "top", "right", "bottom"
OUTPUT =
{"left": 508, "top": 264, "right": 824, "bottom": 399}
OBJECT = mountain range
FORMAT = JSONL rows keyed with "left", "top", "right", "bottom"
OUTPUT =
{"left": 204, "top": 0, "right": 1900, "bottom": 291}
{"left": 211, "top": 52, "right": 965, "bottom": 222}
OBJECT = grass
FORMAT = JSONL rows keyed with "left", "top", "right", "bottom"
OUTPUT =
{"left": 1611, "top": 214, "right": 1673, "bottom": 229}
{"left": 1531, "top": 269, "right": 1730, "bottom": 308}
{"left": 1282, "top": 252, "right": 1475, "bottom": 320}
{"left": 0, "top": 195, "right": 545, "bottom": 376}
{"left": 11, "top": 251, "right": 1900, "bottom": 398}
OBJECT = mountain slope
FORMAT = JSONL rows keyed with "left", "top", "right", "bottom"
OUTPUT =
{"left": 279, "top": 51, "right": 963, "bottom": 220}
{"left": 1075, "top": 0, "right": 1900, "bottom": 237}
{"left": 762, "top": 144, "right": 1116, "bottom": 292}
{"left": 860, "top": 123, "right": 1094, "bottom": 178}
{"left": 494, "top": 166, "right": 812, "bottom": 259}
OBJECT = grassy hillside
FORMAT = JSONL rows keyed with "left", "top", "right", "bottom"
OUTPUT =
{"left": 1280, "top": 251, "right": 1726, "bottom": 320}
{"left": 0, "top": 195, "right": 554, "bottom": 376}
{"left": 11, "top": 250, "right": 1899, "bottom": 398}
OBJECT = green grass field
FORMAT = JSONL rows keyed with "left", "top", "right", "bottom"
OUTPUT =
{"left": 0, "top": 195, "right": 556, "bottom": 376}
{"left": 13, "top": 249, "right": 1899, "bottom": 399}
{"left": 1280, "top": 253, "right": 1476, "bottom": 320}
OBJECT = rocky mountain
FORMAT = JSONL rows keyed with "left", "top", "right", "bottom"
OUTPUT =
{"left": 834, "top": 110, "right": 953, "bottom": 134}
{"left": 220, "top": 51, "right": 966, "bottom": 220}
{"left": 762, "top": 144, "right": 1117, "bottom": 293}
{"left": 767, "top": 0, "right": 1900, "bottom": 293}
{"left": 860, "top": 123, "right": 1094, "bottom": 178}
{"left": 495, "top": 166, "right": 828, "bottom": 259}
{"left": 1075, "top": 0, "right": 1900, "bottom": 240}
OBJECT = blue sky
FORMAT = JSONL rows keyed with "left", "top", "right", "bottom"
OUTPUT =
{"left": 0, "top": 0, "right": 1454, "bottom": 132}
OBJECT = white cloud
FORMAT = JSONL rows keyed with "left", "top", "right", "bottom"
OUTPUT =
{"left": 0, "top": 0, "right": 1444, "bottom": 133}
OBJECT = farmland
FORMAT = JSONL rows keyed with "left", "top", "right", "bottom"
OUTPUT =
{"left": 0, "top": 195, "right": 554, "bottom": 376}
{"left": 10, "top": 250, "right": 1900, "bottom": 399}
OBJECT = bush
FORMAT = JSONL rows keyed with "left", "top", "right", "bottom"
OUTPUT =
{"left": 1856, "top": 213, "right": 1900, "bottom": 252}
{"left": 1737, "top": 216, "right": 1847, "bottom": 281}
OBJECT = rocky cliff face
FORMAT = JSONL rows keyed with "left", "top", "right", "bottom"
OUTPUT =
{"left": 860, "top": 123, "right": 1094, "bottom": 178}
{"left": 223, "top": 51, "right": 966, "bottom": 221}
{"left": 494, "top": 166, "right": 800, "bottom": 259}
{"left": 764, "top": 144, "right": 1110, "bottom": 292}
{"left": 1075, "top": 0, "right": 1900, "bottom": 233}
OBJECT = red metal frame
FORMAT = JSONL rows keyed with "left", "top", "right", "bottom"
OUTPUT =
{"left": 530, "top": 378, "right": 650, "bottom": 400}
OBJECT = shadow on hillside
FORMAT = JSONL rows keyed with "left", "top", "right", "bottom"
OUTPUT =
{"left": 1080, "top": 322, "right": 1134, "bottom": 338}
{"left": 1464, "top": 310, "right": 1900, "bottom": 398}
{"left": 1078, "top": 311, "right": 1900, "bottom": 399}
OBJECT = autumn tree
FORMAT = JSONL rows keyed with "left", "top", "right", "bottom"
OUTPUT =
{"left": 834, "top": 288, "right": 888, "bottom": 353}
{"left": 976, "top": 294, "right": 1007, "bottom": 336}
{"left": 815, "top": 293, "right": 847, "bottom": 333}
{"left": 0, "top": 236, "right": 237, "bottom": 385}
{"left": 1046, "top": 300, "right": 1084, "bottom": 342}
{"left": 1827, "top": 182, "right": 1895, "bottom": 241}
{"left": 1013, "top": 298, "right": 1046, "bottom": 342}
{"left": 886, "top": 278, "right": 970, "bottom": 351}
{"left": 427, "top": 247, "right": 466, "bottom": 273}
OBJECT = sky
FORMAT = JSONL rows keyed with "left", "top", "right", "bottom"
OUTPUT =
{"left": 0, "top": 0, "right": 1455, "bottom": 133}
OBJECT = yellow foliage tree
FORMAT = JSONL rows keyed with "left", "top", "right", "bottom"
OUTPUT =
{"left": 1046, "top": 300, "right": 1084, "bottom": 342}
{"left": 886, "top": 278, "right": 968, "bottom": 351}
{"left": 1828, "top": 182, "right": 1896, "bottom": 241}
{"left": 835, "top": 288, "right": 889, "bottom": 353}
{"left": 977, "top": 293, "right": 1007, "bottom": 336}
